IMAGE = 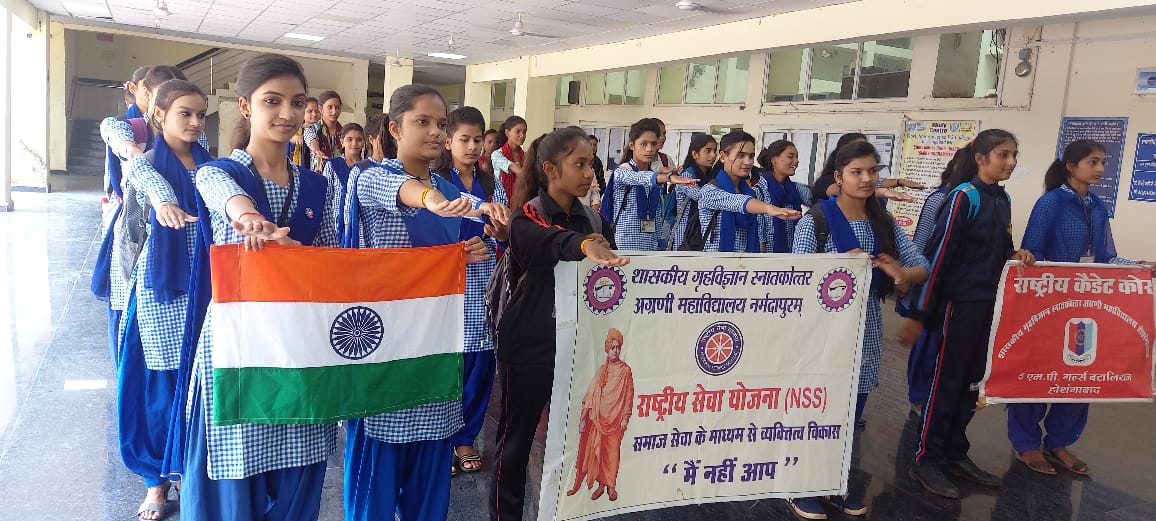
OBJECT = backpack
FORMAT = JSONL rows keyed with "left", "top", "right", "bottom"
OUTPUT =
{"left": 485, "top": 197, "right": 603, "bottom": 341}
{"left": 670, "top": 179, "right": 722, "bottom": 251}
{"left": 805, "top": 203, "right": 832, "bottom": 253}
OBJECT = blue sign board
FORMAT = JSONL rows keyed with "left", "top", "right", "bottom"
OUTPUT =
{"left": 1057, "top": 117, "right": 1128, "bottom": 217}
{"left": 1129, "top": 133, "right": 1156, "bottom": 203}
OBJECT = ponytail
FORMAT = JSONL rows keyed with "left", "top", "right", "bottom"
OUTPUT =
{"left": 954, "top": 129, "right": 1018, "bottom": 181}
{"left": 512, "top": 127, "right": 588, "bottom": 209}
{"left": 512, "top": 134, "right": 546, "bottom": 210}
{"left": 231, "top": 117, "right": 251, "bottom": 151}
{"left": 1045, "top": 139, "right": 1105, "bottom": 192}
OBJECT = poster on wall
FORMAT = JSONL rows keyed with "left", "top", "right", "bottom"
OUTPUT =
{"left": 1128, "top": 133, "right": 1156, "bottom": 202}
{"left": 891, "top": 120, "right": 978, "bottom": 239}
{"left": 1057, "top": 117, "right": 1128, "bottom": 217}
{"left": 538, "top": 254, "right": 872, "bottom": 521}
{"left": 981, "top": 262, "right": 1155, "bottom": 403}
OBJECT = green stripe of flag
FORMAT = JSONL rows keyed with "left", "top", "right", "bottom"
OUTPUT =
{"left": 211, "top": 353, "right": 463, "bottom": 426}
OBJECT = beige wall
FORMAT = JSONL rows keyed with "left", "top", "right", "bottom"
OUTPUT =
{"left": 550, "top": 18, "right": 1156, "bottom": 261}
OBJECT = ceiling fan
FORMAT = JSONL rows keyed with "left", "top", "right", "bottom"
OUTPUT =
{"left": 385, "top": 49, "right": 442, "bottom": 68}
{"left": 509, "top": 12, "right": 559, "bottom": 38}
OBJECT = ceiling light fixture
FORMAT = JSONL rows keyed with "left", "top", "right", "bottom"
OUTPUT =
{"left": 284, "top": 32, "right": 325, "bottom": 42}
{"left": 447, "top": 34, "right": 456, "bottom": 51}
{"left": 153, "top": 0, "right": 171, "bottom": 17}
{"left": 428, "top": 52, "right": 467, "bottom": 60}
{"left": 675, "top": 0, "right": 701, "bottom": 10}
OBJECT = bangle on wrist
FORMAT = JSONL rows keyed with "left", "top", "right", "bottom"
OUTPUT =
{"left": 419, "top": 188, "right": 432, "bottom": 208}
{"left": 580, "top": 238, "right": 594, "bottom": 256}
{"left": 237, "top": 211, "right": 263, "bottom": 222}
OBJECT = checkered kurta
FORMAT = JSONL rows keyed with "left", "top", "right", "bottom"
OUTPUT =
{"left": 101, "top": 116, "right": 209, "bottom": 150}
{"left": 342, "top": 159, "right": 471, "bottom": 443}
{"left": 755, "top": 180, "right": 812, "bottom": 253}
{"left": 451, "top": 167, "right": 507, "bottom": 354}
{"left": 125, "top": 156, "right": 197, "bottom": 370}
{"left": 697, "top": 182, "right": 756, "bottom": 253}
{"left": 609, "top": 160, "right": 664, "bottom": 251}
{"left": 189, "top": 149, "right": 340, "bottom": 480}
{"left": 792, "top": 215, "right": 928, "bottom": 392}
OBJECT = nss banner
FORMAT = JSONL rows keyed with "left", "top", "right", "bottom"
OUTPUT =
{"left": 981, "top": 262, "right": 1156, "bottom": 403}
{"left": 539, "top": 253, "right": 873, "bottom": 521}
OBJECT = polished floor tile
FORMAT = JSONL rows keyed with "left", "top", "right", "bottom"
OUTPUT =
{"left": 0, "top": 178, "right": 1153, "bottom": 520}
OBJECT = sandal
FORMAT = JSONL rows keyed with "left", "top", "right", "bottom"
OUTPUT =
{"left": 1015, "top": 451, "right": 1057, "bottom": 476}
{"left": 454, "top": 447, "right": 483, "bottom": 473}
{"left": 1043, "top": 448, "right": 1090, "bottom": 476}
{"left": 137, "top": 501, "right": 166, "bottom": 520}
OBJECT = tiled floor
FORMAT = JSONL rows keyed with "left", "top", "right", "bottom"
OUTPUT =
{"left": 1, "top": 177, "right": 1154, "bottom": 520}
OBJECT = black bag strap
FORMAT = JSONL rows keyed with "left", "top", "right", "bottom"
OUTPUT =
{"left": 807, "top": 203, "right": 830, "bottom": 254}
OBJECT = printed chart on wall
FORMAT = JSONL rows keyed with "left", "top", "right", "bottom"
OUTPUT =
{"left": 981, "top": 262, "right": 1155, "bottom": 403}
{"left": 891, "top": 120, "right": 978, "bottom": 239}
{"left": 1128, "top": 133, "right": 1156, "bottom": 202}
{"left": 539, "top": 254, "right": 872, "bottom": 521}
{"left": 1057, "top": 117, "right": 1128, "bottom": 216}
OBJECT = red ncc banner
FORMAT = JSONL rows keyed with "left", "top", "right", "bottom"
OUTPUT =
{"left": 981, "top": 262, "right": 1156, "bottom": 403}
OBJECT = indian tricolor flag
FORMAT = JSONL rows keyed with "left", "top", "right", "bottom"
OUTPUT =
{"left": 209, "top": 243, "right": 465, "bottom": 426}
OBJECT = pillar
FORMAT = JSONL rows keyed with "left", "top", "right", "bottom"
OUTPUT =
{"left": 514, "top": 74, "right": 556, "bottom": 143}
{"left": 8, "top": 8, "right": 48, "bottom": 191}
{"left": 47, "top": 20, "right": 64, "bottom": 174}
{"left": 0, "top": 7, "right": 11, "bottom": 210}
{"left": 462, "top": 71, "right": 492, "bottom": 128}
{"left": 382, "top": 57, "right": 413, "bottom": 107}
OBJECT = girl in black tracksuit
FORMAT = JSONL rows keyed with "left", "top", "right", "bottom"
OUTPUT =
{"left": 491, "top": 127, "right": 628, "bottom": 521}
{"left": 910, "top": 129, "right": 1036, "bottom": 499}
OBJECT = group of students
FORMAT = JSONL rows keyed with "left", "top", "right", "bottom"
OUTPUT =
{"left": 91, "top": 52, "right": 1153, "bottom": 521}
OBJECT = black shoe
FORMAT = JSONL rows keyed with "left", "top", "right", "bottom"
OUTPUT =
{"left": 909, "top": 465, "right": 961, "bottom": 499}
{"left": 946, "top": 458, "right": 1002, "bottom": 488}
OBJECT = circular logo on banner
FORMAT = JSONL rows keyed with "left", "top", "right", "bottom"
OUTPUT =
{"left": 330, "top": 306, "right": 384, "bottom": 360}
{"left": 817, "top": 268, "right": 857, "bottom": 312}
{"left": 583, "top": 265, "right": 627, "bottom": 314}
{"left": 696, "top": 321, "right": 744, "bottom": 376}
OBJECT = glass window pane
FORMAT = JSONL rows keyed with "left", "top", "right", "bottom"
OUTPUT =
{"left": 556, "top": 75, "right": 573, "bottom": 106}
{"left": 933, "top": 30, "right": 1003, "bottom": 98}
{"left": 625, "top": 69, "right": 645, "bottom": 105}
{"left": 761, "top": 132, "right": 787, "bottom": 150}
{"left": 809, "top": 44, "right": 857, "bottom": 100}
{"left": 605, "top": 70, "right": 626, "bottom": 105}
{"left": 685, "top": 61, "right": 718, "bottom": 104}
{"left": 866, "top": 133, "right": 896, "bottom": 173}
{"left": 657, "top": 64, "right": 687, "bottom": 104}
{"left": 765, "top": 49, "right": 807, "bottom": 103}
{"left": 491, "top": 82, "right": 507, "bottom": 108}
{"left": 859, "top": 38, "right": 912, "bottom": 99}
{"left": 677, "top": 131, "right": 697, "bottom": 164}
{"left": 716, "top": 56, "right": 749, "bottom": 104}
{"left": 789, "top": 132, "right": 819, "bottom": 186}
{"left": 585, "top": 72, "right": 606, "bottom": 105}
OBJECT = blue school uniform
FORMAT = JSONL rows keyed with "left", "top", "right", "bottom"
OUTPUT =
{"left": 95, "top": 110, "right": 150, "bottom": 368}
{"left": 446, "top": 167, "right": 507, "bottom": 449}
{"left": 1007, "top": 185, "right": 1138, "bottom": 453}
{"left": 792, "top": 199, "right": 929, "bottom": 395}
{"left": 341, "top": 159, "right": 483, "bottom": 521}
{"left": 761, "top": 175, "right": 811, "bottom": 253}
{"left": 606, "top": 160, "right": 664, "bottom": 250}
{"left": 178, "top": 149, "right": 340, "bottom": 521}
{"left": 902, "top": 188, "right": 949, "bottom": 407}
{"left": 116, "top": 136, "right": 211, "bottom": 488}
{"left": 697, "top": 173, "right": 762, "bottom": 253}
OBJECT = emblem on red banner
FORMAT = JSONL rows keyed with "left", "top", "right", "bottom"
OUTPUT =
{"left": 1063, "top": 318, "right": 1097, "bottom": 366}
